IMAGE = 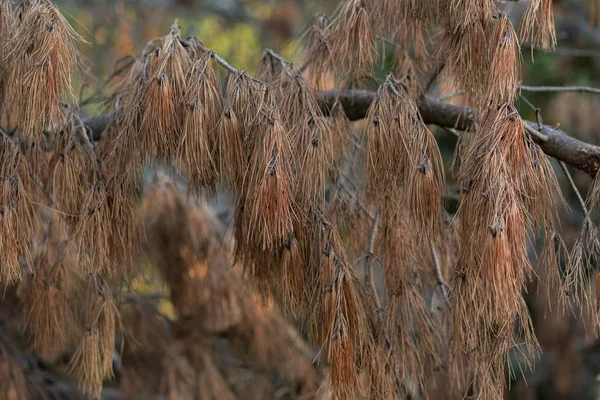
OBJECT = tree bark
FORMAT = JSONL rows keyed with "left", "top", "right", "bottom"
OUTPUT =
{"left": 84, "top": 90, "right": 600, "bottom": 177}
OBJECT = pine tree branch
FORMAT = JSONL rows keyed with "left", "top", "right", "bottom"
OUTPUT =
{"left": 318, "top": 90, "right": 600, "bottom": 177}
{"left": 83, "top": 90, "right": 600, "bottom": 176}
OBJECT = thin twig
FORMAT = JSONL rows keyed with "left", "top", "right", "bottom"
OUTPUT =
{"left": 437, "top": 90, "right": 464, "bottom": 101}
{"left": 521, "top": 44, "right": 600, "bottom": 57}
{"left": 524, "top": 124, "right": 549, "bottom": 142}
{"left": 210, "top": 51, "right": 264, "bottom": 85}
{"left": 425, "top": 60, "right": 445, "bottom": 92}
{"left": 519, "top": 93, "right": 538, "bottom": 112}
{"left": 430, "top": 243, "right": 450, "bottom": 307}
{"left": 376, "top": 34, "right": 400, "bottom": 48}
{"left": 385, "top": 78, "right": 405, "bottom": 99}
{"left": 558, "top": 160, "right": 600, "bottom": 270}
{"left": 74, "top": 113, "right": 96, "bottom": 150}
{"left": 141, "top": 37, "right": 162, "bottom": 57}
{"left": 0, "top": 125, "right": 10, "bottom": 139}
{"left": 559, "top": 161, "right": 589, "bottom": 218}
{"left": 264, "top": 48, "right": 291, "bottom": 68}
{"left": 442, "top": 126, "right": 461, "bottom": 138}
{"left": 365, "top": 211, "right": 382, "bottom": 320}
{"left": 519, "top": 84, "right": 600, "bottom": 95}
{"left": 211, "top": 51, "right": 243, "bottom": 74}
{"left": 526, "top": 95, "right": 595, "bottom": 254}
{"left": 337, "top": 178, "right": 375, "bottom": 220}
{"left": 525, "top": 96, "right": 587, "bottom": 219}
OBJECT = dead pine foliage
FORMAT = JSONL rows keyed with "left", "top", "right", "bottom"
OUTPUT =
{"left": 0, "top": 0, "right": 598, "bottom": 399}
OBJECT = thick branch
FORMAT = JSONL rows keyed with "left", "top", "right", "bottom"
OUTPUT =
{"left": 318, "top": 90, "right": 600, "bottom": 176}
{"left": 84, "top": 90, "right": 600, "bottom": 176}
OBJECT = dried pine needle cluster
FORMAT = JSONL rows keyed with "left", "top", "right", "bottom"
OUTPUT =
{"left": 127, "top": 176, "right": 323, "bottom": 400}
{"left": 0, "top": 0, "right": 596, "bottom": 399}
